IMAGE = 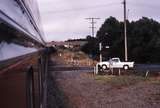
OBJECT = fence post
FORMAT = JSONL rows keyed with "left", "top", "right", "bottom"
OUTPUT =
{"left": 145, "top": 70, "right": 149, "bottom": 77}
{"left": 118, "top": 69, "right": 121, "bottom": 76}
{"left": 95, "top": 64, "right": 99, "bottom": 75}
{"left": 111, "top": 68, "right": 114, "bottom": 75}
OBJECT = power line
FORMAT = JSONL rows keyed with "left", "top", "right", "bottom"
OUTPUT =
{"left": 45, "top": 2, "right": 121, "bottom": 14}
{"left": 128, "top": 2, "right": 160, "bottom": 9}
{"left": 41, "top": 1, "right": 160, "bottom": 15}
{"left": 86, "top": 18, "right": 100, "bottom": 37}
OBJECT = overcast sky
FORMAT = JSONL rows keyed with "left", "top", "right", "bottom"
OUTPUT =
{"left": 37, "top": 0, "right": 160, "bottom": 42}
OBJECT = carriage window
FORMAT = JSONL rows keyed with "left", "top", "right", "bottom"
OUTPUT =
{"left": 0, "top": 21, "right": 37, "bottom": 61}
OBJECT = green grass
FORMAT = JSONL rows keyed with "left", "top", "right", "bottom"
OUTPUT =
{"left": 148, "top": 78, "right": 160, "bottom": 85}
{"left": 95, "top": 75, "right": 147, "bottom": 87}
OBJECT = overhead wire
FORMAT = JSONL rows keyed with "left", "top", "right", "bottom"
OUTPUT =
{"left": 41, "top": 1, "right": 160, "bottom": 15}
{"left": 45, "top": 2, "right": 122, "bottom": 14}
{"left": 127, "top": 1, "right": 160, "bottom": 10}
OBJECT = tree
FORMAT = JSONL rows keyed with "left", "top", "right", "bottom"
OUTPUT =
{"left": 82, "top": 16, "right": 160, "bottom": 63}
{"left": 96, "top": 16, "right": 124, "bottom": 60}
{"left": 81, "top": 36, "right": 98, "bottom": 59}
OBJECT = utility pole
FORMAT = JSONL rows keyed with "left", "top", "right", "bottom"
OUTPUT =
{"left": 123, "top": 0, "right": 128, "bottom": 61}
{"left": 86, "top": 18, "right": 100, "bottom": 37}
{"left": 99, "top": 42, "right": 102, "bottom": 62}
{"left": 99, "top": 43, "right": 110, "bottom": 62}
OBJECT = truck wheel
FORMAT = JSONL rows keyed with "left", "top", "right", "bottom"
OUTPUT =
{"left": 102, "top": 65, "right": 107, "bottom": 70}
{"left": 123, "top": 65, "right": 129, "bottom": 70}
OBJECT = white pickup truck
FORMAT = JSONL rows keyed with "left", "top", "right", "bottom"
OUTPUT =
{"left": 97, "top": 58, "right": 134, "bottom": 70}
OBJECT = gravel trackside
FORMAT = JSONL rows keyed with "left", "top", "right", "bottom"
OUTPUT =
{"left": 47, "top": 60, "right": 160, "bottom": 108}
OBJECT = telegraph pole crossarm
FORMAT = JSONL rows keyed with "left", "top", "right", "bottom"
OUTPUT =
{"left": 86, "top": 18, "right": 100, "bottom": 37}
{"left": 99, "top": 42, "right": 102, "bottom": 62}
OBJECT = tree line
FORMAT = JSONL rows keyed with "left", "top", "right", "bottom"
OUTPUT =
{"left": 81, "top": 17, "right": 160, "bottom": 63}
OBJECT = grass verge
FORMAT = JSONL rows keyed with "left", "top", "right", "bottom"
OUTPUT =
{"left": 95, "top": 75, "right": 147, "bottom": 88}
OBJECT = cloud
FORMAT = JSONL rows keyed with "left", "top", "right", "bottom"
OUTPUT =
{"left": 0, "top": 43, "right": 36, "bottom": 61}
{"left": 37, "top": 0, "right": 160, "bottom": 42}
